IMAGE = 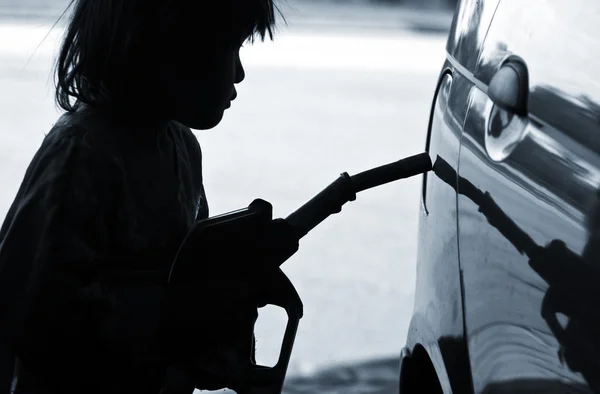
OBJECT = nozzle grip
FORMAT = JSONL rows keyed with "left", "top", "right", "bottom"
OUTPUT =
{"left": 231, "top": 268, "right": 302, "bottom": 394}
{"left": 245, "top": 306, "right": 301, "bottom": 393}
{"left": 191, "top": 292, "right": 301, "bottom": 394}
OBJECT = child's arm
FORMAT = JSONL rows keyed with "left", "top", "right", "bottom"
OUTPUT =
{"left": 0, "top": 128, "right": 169, "bottom": 389}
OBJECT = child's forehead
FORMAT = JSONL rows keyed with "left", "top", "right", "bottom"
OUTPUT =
{"left": 144, "top": 0, "right": 273, "bottom": 49}
{"left": 173, "top": 0, "right": 265, "bottom": 31}
{"left": 175, "top": 1, "right": 257, "bottom": 21}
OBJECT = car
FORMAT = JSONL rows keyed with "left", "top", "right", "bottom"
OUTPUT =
{"left": 399, "top": 0, "right": 600, "bottom": 393}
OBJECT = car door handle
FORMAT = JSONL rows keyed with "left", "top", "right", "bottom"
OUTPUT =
{"left": 484, "top": 57, "right": 531, "bottom": 162}
{"left": 488, "top": 57, "right": 530, "bottom": 117}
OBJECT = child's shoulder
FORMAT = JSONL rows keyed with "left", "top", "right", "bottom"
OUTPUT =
{"left": 12, "top": 112, "right": 120, "bottom": 211}
{"left": 30, "top": 110, "right": 128, "bottom": 188}
{"left": 41, "top": 111, "right": 202, "bottom": 170}
{"left": 40, "top": 111, "right": 117, "bottom": 165}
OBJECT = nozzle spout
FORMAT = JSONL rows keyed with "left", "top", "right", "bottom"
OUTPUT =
{"left": 284, "top": 152, "right": 432, "bottom": 241}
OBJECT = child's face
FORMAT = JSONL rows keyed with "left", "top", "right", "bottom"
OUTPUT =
{"left": 159, "top": 33, "right": 246, "bottom": 130}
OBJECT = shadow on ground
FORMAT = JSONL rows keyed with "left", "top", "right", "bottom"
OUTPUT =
{"left": 279, "top": 358, "right": 597, "bottom": 394}
{"left": 482, "top": 379, "right": 593, "bottom": 394}
{"left": 283, "top": 357, "right": 400, "bottom": 394}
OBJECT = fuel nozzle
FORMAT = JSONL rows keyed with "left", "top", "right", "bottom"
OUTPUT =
{"left": 285, "top": 152, "right": 432, "bottom": 241}
{"left": 240, "top": 151, "right": 432, "bottom": 393}
{"left": 165, "top": 152, "right": 433, "bottom": 394}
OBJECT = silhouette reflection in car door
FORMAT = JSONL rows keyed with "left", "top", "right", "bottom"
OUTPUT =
{"left": 435, "top": 155, "right": 600, "bottom": 393}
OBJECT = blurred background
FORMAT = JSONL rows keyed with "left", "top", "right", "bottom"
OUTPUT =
{"left": 0, "top": 0, "right": 453, "bottom": 393}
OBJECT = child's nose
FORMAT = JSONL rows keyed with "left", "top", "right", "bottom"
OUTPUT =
{"left": 235, "top": 55, "right": 245, "bottom": 84}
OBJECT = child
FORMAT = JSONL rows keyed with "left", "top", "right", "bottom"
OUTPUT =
{"left": 0, "top": 0, "right": 286, "bottom": 393}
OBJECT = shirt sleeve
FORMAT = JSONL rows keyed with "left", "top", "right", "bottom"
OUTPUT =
{"left": 0, "top": 127, "right": 168, "bottom": 385}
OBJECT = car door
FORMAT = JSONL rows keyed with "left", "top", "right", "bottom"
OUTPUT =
{"left": 456, "top": 1, "right": 600, "bottom": 392}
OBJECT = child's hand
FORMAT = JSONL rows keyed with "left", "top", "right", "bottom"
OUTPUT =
{"left": 161, "top": 278, "right": 260, "bottom": 392}
{"left": 163, "top": 214, "right": 303, "bottom": 392}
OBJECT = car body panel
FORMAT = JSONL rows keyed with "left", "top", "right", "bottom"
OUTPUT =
{"left": 457, "top": 0, "right": 600, "bottom": 392}
{"left": 404, "top": 66, "right": 474, "bottom": 393}
{"left": 445, "top": 0, "right": 501, "bottom": 74}
{"left": 402, "top": 0, "right": 501, "bottom": 392}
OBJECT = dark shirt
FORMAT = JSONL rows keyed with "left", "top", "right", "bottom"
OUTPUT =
{"left": 0, "top": 105, "right": 208, "bottom": 394}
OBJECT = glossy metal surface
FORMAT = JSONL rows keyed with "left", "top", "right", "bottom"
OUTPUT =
{"left": 403, "top": 68, "right": 473, "bottom": 393}
{"left": 403, "top": 0, "right": 502, "bottom": 391}
{"left": 445, "top": 0, "right": 500, "bottom": 73}
{"left": 457, "top": 0, "right": 600, "bottom": 392}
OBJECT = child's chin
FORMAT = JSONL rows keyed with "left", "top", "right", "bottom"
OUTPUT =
{"left": 180, "top": 110, "right": 225, "bottom": 131}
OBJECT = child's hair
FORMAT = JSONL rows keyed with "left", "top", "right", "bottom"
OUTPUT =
{"left": 52, "top": 0, "right": 287, "bottom": 113}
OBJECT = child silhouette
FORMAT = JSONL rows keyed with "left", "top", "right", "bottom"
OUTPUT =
{"left": 0, "top": 1, "right": 287, "bottom": 393}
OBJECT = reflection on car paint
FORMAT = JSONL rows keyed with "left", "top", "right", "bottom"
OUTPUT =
{"left": 476, "top": 1, "right": 600, "bottom": 120}
{"left": 458, "top": 81, "right": 597, "bottom": 391}
{"left": 404, "top": 69, "right": 474, "bottom": 394}
{"left": 405, "top": 1, "right": 600, "bottom": 392}
{"left": 455, "top": 1, "right": 600, "bottom": 389}
{"left": 529, "top": 86, "right": 600, "bottom": 163}
{"left": 435, "top": 155, "right": 600, "bottom": 393}
{"left": 445, "top": 0, "right": 501, "bottom": 73}
{"left": 484, "top": 102, "right": 529, "bottom": 162}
